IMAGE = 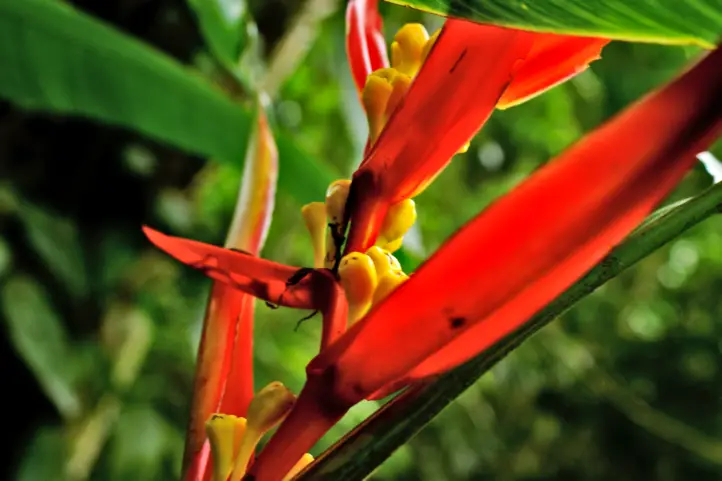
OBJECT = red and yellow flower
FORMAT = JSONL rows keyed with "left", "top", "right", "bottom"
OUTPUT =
{"left": 143, "top": 1, "right": 722, "bottom": 480}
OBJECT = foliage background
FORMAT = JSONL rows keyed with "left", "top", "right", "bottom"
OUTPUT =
{"left": 0, "top": 1, "right": 721, "bottom": 480}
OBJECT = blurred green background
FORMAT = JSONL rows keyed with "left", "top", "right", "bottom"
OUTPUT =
{"left": 1, "top": 1, "right": 721, "bottom": 480}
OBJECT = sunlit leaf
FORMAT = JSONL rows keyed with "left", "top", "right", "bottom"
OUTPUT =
{"left": 187, "top": 0, "right": 250, "bottom": 67}
{"left": 384, "top": 0, "right": 722, "bottom": 48}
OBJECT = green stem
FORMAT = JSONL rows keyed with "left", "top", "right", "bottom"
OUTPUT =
{"left": 298, "top": 181, "right": 722, "bottom": 480}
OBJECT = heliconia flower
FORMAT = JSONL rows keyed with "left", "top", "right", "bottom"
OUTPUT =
{"left": 182, "top": 106, "right": 278, "bottom": 481}
{"left": 344, "top": 0, "right": 609, "bottom": 252}
{"left": 241, "top": 44, "right": 722, "bottom": 480}
{"left": 142, "top": 2, "right": 721, "bottom": 480}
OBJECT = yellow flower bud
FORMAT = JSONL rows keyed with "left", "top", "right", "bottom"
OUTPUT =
{"left": 301, "top": 202, "right": 327, "bottom": 268}
{"left": 282, "top": 453, "right": 315, "bottom": 481}
{"left": 372, "top": 270, "right": 410, "bottom": 306}
{"left": 380, "top": 237, "right": 404, "bottom": 253}
{"left": 338, "top": 253, "right": 378, "bottom": 323}
{"left": 325, "top": 179, "right": 352, "bottom": 225}
{"left": 362, "top": 72, "right": 394, "bottom": 144}
{"left": 324, "top": 179, "right": 352, "bottom": 269}
{"left": 380, "top": 199, "right": 416, "bottom": 245}
{"left": 230, "top": 382, "right": 296, "bottom": 481}
{"left": 391, "top": 23, "right": 430, "bottom": 77}
{"left": 205, "top": 414, "right": 247, "bottom": 481}
{"left": 385, "top": 72, "right": 412, "bottom": 123}
{"left": 362, "top": 68, "right": 411, "bottom": 146}
{"left": 365, "top": 246, "right": 402, "bottom": 277}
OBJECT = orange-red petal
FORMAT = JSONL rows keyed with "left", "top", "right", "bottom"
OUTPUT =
{"left": 182, "top": 108, "right": 278, "bottom": 480}
{"left": 143, "top": 226, "right": 318, "bottom": 309}
{"left": 344, "top": 21, "right": 533, "bottom": 253}
{"left": 346, "top": 0, "right": 389, "bottom": 96}
{"left": 498, "top": 34, "right": 610, "bottom": 109}
{"left": 318, "top": 44, "right": 722, "bottom": 406}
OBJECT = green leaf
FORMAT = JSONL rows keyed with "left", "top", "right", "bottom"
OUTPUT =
{"left": 384, "top": 0, "right": 722, "bottom": 48}
{"left": 109, "top": 406, "right": 177, "bottom": 481}
{"left": 16, "top": 426, "right": 67, "bottom": 481}
{"left": 1, "top": 276, "right": 82, "bottom": 420}
{"left": 18, "top": 202, "right": 89, "bottom": 298}
{"left": 0, "top": 0, "right": 333, "bottom": 204}
{"left": 187, "top": 0, "right": 250, "bottom": 66}
{"left": 299, "top": 181, "right": 722, "bottom": 481}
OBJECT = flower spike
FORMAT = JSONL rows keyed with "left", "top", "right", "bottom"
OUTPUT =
{"left": 345, "top": 22, "right": 533, "bottom": 253}
{"left": 323, "top": 44, "right": 722, "bottom": 402}
{"left": 249, "top": 46, "right": 721, "bottom": 480}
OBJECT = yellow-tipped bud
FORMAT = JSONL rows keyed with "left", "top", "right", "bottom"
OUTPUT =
{"left": 421, "top": 29, "right": 440, "bottom": 63}
{"left": 384, "top": 72, "right": 412, "bottom": 123}
{"left": 338, "top": 253, "right": 378, "bottom": 323}
{"left": 324, "top": 179, "right": 352, "bottom": 269}
{"left": 362, "top": 69, "right": 411, "bottom": 145}
{"left": 325, "top": 179, "right": 352, "bottom": 225}
{"left": 365, "top": 246, "right": 402, "bottom": 277}
{"left": 230, "top": 382, "right": 296, "bottom": 481}
{"left": 372, "top": 270, "right": 410, "bottom": 306}
{"left": 206, "top": 414, "right": 247, "bottom": 481}
{"left": 379, "top": 199, "right": 416, "bottom": 246}
{"left": 301, "top": 202, "right": 327, "bottom": 268}
{"left": 246, "top": 381, "right": 296, "bottom": 433}
{"left": 362, "top": 72, "right": 394, "bottom": 144}
{"left": 380, "top": 237, "right": 404, "bottom": 253}
{"left": 390, "top": 23, "right": 430, "bottom": 77}
{"left": 282, "top": 453, "right": 315, "bottom": 481}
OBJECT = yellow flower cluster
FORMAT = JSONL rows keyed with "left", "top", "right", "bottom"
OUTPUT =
{"left": 205, "top": 382, "right": 312, "bottom": 481}
{"left": 362, "top": 24, "right": 468, "bottom": 154}
{"left": 301, "top": 22, "right": 480, "bottom": 324}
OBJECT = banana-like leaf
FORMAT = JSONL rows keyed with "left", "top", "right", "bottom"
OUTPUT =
{"left": 384, "top": 0, "right": 722, "bottom": 48}
{"left": 0, "top": 0, "right": 333, "bottom": 204}
{"left": 187, "top": 0, "right": 251, "bottom": 67}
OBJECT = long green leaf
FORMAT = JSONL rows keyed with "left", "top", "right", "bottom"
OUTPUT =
{"left": 1, "top": 276, "right": 82, "bottom": 421}
{"left": 384, "top": 0, "right": 722, "bottom": 48}
{"left": 0, "top": 0, "right": 332, "bottom": 203}
{"left": 299, "top": 181, "right": 722, "bottom": 480}
{"left": 187, "top": 0, "right": 250, "bottom": 66}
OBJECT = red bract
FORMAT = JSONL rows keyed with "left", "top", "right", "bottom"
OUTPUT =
{"left": 180, "top": 111, "right": 279, "bottom": 481}
{"left": 143, "top": 3, "right": 720, "bottom": 480}
{"left": 345, "top": 20, "right": 534, "bottom": 253}
{"left": 245, "top": 45, "right": 721, "bottom": 481}
{"left": 346, "top": 0, "right": 389, "bottom": 95}
{"left": 343, "top": 0, "right": 610, "bottom": 253}
{"left": 498, "top": 34, "right": 610, "bottom": 108}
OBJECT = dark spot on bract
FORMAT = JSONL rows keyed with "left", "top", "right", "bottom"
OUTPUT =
{"left": 450, "top": 317, "right": 466, "bottom": 329}
{"left": 449, "top": 48, "right": 468, "bottom": 73}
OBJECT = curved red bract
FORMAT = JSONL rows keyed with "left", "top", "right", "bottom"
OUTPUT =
{"left": 344, "top": 21, "right": 533, "bottom": 253}
{"left": 346, "top": 0, "right": 389, "bottom": 96}
{"left": 316, "top": 45, "right": 722, "bottom": 406}
{"left": 499, "top": 34, "right": 610, "bottom": 109}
